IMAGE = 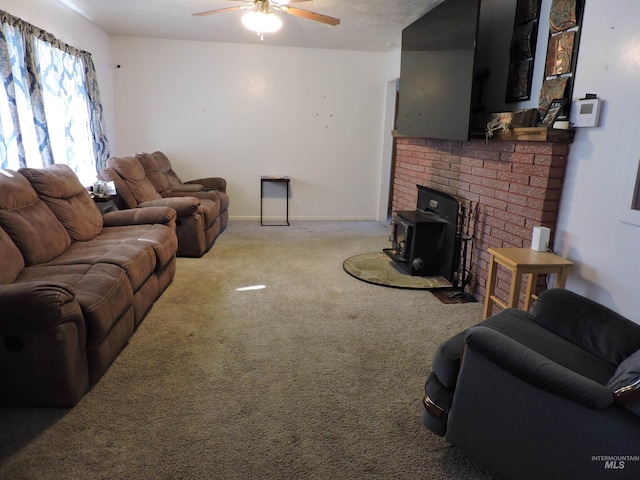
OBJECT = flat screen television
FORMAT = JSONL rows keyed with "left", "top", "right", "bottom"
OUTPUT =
{"left": 397, "top": 0, "right": 481, "bottom": 141}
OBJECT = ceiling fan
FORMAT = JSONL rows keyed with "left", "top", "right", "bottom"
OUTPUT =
{"left": 193, "top": 0, "right": 340, "bottom": 40}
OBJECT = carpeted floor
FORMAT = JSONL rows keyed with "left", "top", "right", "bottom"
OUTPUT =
{"left": 0, "top": 221, "right": 497, "bottom": 480}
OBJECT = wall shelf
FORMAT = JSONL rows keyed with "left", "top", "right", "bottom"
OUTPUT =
{"left": 470, "top": 126, "right": 575, "bottom": 143}
{"left": 393, "top": 127, "right": 575, "bottom": 144}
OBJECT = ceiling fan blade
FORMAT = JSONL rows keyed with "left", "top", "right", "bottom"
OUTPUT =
{"left": 192, "top": 6, "right": 247, "bottom": 17}
{"left": 280, "top": 6, "right": 340, "bottom": 26}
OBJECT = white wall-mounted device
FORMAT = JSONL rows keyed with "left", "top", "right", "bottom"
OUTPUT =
{"left": 570, "top": 98, "right": 602, "bottom": 127}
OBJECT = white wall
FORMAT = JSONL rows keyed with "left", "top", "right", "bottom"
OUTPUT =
{"left": 551, "top": 0, "right": 640, "bottom": 322}
{"left": 111, "top": 37, "right": 390, "bottom": 222}
{"left": 0, "top": 0, "right": 116, "bottom": 148}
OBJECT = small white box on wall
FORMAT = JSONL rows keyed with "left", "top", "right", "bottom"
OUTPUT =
{"left": 531, "top": 226, "right": 551, "bottom": 252}
{"left": 570, "top": 98, "right": 602, "bottom": 128}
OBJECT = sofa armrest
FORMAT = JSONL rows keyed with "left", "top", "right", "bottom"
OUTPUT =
{"left": 0, "top": 281, "right": 82, "bottom": 332}
{"left": 465, "top": 326, "right": 614, "bottom": 409}
{"left": 138, "top": 197, "right": 200, "bottom": 216}
{"left": 102, "top": 206, "right": 177, "bottom": 227}
{"left": 185, "top": 177, "right": 226, "bottom": 193}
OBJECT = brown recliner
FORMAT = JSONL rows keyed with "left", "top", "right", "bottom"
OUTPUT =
{"left": 137, "top": 151, "right": 229, "bottom": 233}
{"left": 100, "top": 155, "right": 221, "bottom": 257}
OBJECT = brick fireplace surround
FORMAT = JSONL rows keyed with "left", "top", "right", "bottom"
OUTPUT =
{"left": 391, "top": 135, "right": 571, "bottom": 307}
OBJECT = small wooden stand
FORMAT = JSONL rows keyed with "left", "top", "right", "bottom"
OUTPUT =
{"left": 483, "top": 247, "right": 573, "bottom": 319}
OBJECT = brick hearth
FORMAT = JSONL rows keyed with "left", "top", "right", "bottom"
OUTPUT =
{"left": 391, "top": 136, "right": 571, "bottom": 307}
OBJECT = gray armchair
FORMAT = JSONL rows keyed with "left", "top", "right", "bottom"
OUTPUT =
{"left": 423, "top": 288, "right": 640, "bottom": 479}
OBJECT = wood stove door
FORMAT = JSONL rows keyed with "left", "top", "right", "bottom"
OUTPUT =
{"left": 409, "top": 222, "right": 446, "bottom": 275}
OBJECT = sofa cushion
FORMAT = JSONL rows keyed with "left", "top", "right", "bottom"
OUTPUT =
{"left": 99, "top": 167, "right": 137, "bottom": 209}
{"left": 20, "top": 164, "right": 104, "bottom": 242}
{"left": 107, "top": 156, "right": 162, "bottom": 203}
{"left": 0, "top": 226, "right": 25, "bottom": 284}
{"left": 47, "top": 241, "right": 156, "bottom": 293}
{"left": 151, "top": 151, "right": 184, "bottom": 189}
{"left": 136, "top": 152, "right": 170, "bottom": 193}
{"left": 97, "top": 224, "right": 178, "bottom": 270}
{"left": 0, "top": 169, "right": 71, "bottom": 266}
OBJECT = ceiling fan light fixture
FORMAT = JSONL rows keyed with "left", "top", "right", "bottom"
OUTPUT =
{"left": 241, "top": 10, "right": 283, "bottom": 34}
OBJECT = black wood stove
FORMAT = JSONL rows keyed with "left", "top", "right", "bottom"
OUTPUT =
{"left": 385, "top": 185, "right": 462, "bottom": 281}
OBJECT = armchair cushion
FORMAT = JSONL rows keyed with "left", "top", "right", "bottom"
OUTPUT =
{"left": 482, "top": 307, "right": 616, "bottom": 384}
{"left": 530, "top": 288, "right": 640, "bottom": 365}
{"left": 20, "top": 164, "right": 103, "bottom": 242}
{"left": 0, "top": 170, "right": 71, "bottom": 266}
{"left": 465, "top": 326, "right": 615, "bottom": 409}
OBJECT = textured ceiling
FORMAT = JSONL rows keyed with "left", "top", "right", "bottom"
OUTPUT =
{"left": 56, "top": 0, "right": 444, "bottom": 52}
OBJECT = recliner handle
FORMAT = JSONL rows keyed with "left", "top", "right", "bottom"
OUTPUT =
{"left": 614, "top": 377, "right": 640, "bottom": 406}
{"left": 422, "top": 395, "right": 445, "bottom": 420}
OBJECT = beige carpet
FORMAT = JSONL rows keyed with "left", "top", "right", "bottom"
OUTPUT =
{"left": 0, "top": 221, "right": 496, "bottom": 480}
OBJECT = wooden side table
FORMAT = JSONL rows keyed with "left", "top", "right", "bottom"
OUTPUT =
{"left": 92, "top": 194, "right": 118, "bottom": 214}
{"left": 483, "top": 247, "right": 573, "bottom": 319}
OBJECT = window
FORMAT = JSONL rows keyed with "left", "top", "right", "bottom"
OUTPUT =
{"left": 0, "top": 11, "right": 109, "bottom": 185}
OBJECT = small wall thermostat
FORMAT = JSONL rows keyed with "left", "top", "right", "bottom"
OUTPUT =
{"left": 570, "top": 97, "right": 602, "bottom": 127}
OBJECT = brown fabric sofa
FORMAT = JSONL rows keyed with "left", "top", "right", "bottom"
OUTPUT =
{"left": 100, "top": 155, "right": 222, "bottom": 257}
{"left": 0, "top": 165, "right": 178, "bottom": 407}
{"left": 138, "top": 151, "right": 229, "bottom": 233}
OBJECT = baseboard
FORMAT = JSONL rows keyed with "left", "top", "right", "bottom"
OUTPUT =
{"left": 229, "top": 215, "right": 383, "bottom": 222}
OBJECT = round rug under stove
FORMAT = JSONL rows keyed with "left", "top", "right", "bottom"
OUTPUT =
{"left": 342, "top": 252, "right": 452, "bottom": 290}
